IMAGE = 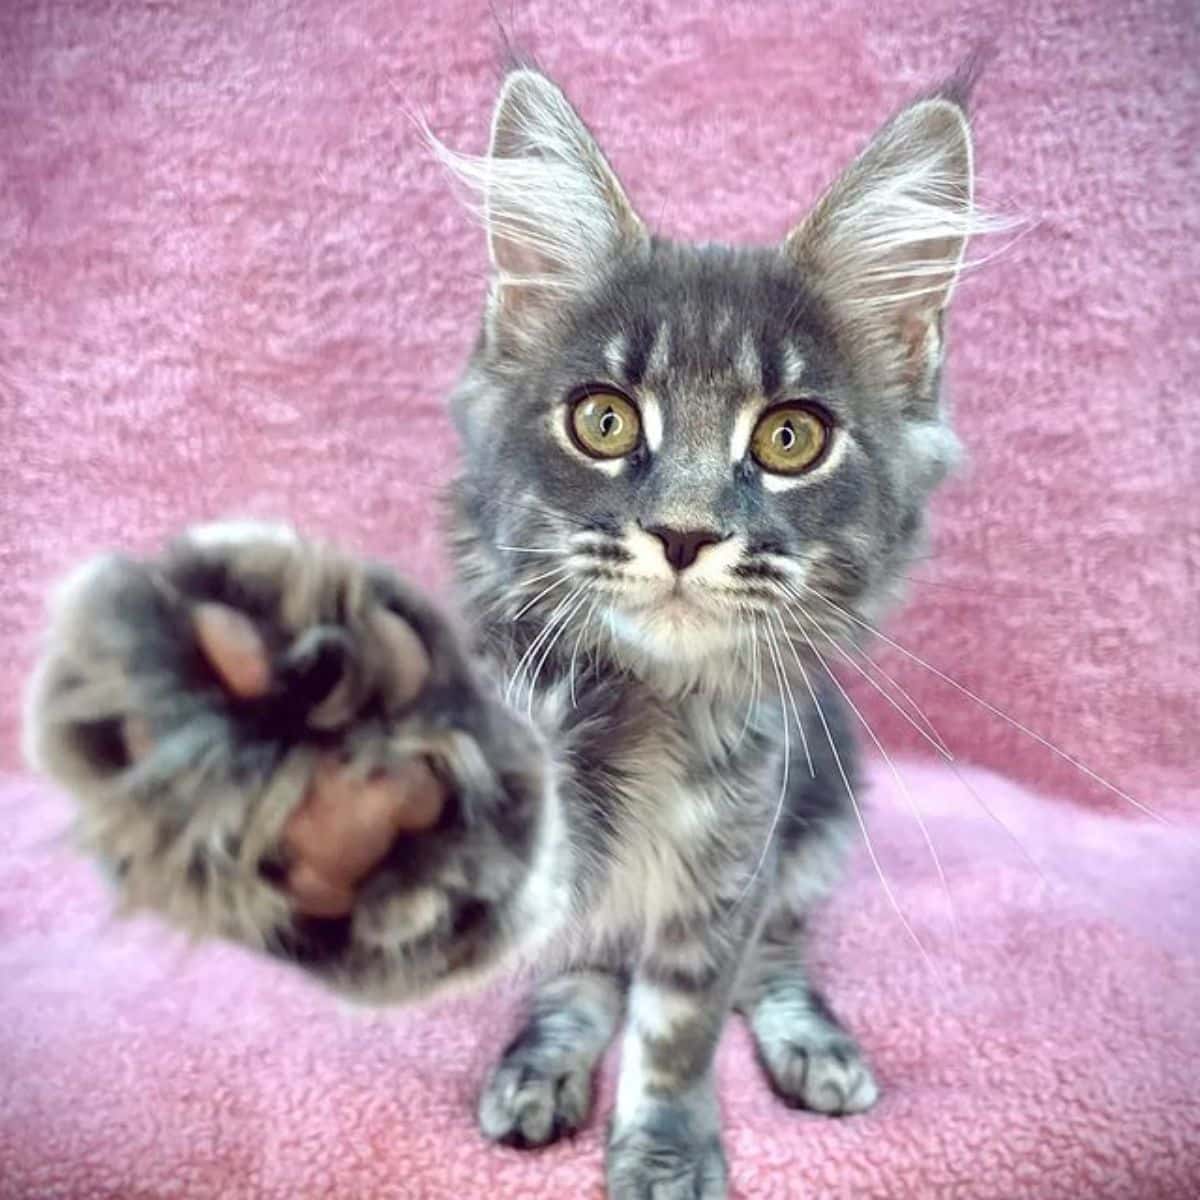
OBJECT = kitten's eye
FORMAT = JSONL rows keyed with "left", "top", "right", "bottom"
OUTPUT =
{"left": 569, "top": 391, "right": 642, "bottom": 460}
{"left": 750, "top": 405, "right": 829, "bottom": 475}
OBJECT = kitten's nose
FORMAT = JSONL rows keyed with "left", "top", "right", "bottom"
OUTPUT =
{"left": 645, "top": 526, "right": 724, "bottom": 571}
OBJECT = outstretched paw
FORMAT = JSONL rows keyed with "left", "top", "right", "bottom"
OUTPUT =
{"left": 26, "top": 522, "right": 550, "bottom": 1000}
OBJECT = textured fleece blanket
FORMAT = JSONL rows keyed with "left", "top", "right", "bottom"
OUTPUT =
{"left": 1, "top": 0, "right": 1197, "bottom": 1197}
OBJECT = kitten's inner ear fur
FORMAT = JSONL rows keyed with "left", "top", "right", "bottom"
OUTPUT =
{"left": 785, "top": 98, "right": 979, "bottom": 403}
{"left": 481, "top": 70, "right": 645, "bottom": 350}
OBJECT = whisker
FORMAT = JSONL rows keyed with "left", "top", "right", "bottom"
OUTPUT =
{"left": 496, "top": 544, "right": 558, "bottom": 555}
{"left": 795, "top": 581, "right": 1169, "bottom": 825}
{"left": 517, "top": 563, "right": 571, "bottom": 590}
{"left": 863, "top": 660, "right": 1055, "bottom": 889}
{"left": 784, "top": 601, "right": 959, "bottom": 950}
{"left": 735, "top": 617, "right": 761, "bottom": 747}
{"left": 766, "top": 614, "right": 815, "bottom": 777}
{"left": 506, "top": 599, "right": 563, "bottom": 705}
{"left": 783, "top": 597, "right": 950, "bottom": 760}
{"left": 737, "top": 620, "right": 792, "bottom": 904}
{"left": 777, "top": 583, "right": 948, "bottom": 757}
{"left": 792, "top": 599, "right": 1052, "bottom": 888}
{"left": 505, "top": 637, "right": 541, "bottom": 707}
{"left": 568, "top": 596, "right": 598, "bottom": 709}
{"left": 780, "top": 585, "right": 1054, "bottom": 884}
{"left": 785, "top": 618, "right": 936, "bottom": 975}
{"left": 526, "top": 589, "right": 589, "bottom": 719}
{"left": 508, "top": 585, "right": 582, "bottom": 705}
{"left": 899, "top": 575, "right": 1048, "bottom": 600}
{"left": 849, "top": 648, "right": 949, "bottom": 754}
{"left": 511, "top": 573, "right": 570, "bottom": 621}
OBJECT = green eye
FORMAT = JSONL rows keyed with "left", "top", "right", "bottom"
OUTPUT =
{"left": 569, "top": 391, "right": 641, "bottom": 459}
{"left": 750, "top": 405, "right": 828, "bottom": 474}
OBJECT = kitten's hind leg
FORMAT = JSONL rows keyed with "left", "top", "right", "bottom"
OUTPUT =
{"left": 478, "top": 968, "right": 625, "bottom": 1148}
{"left": 737, "top": 906, "right": 879, "bottom": 1116}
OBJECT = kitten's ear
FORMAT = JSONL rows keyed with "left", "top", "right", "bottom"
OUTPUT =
{"left": 433, "top": 70, "right": 645, "bottom": 353}
{"left": 785, "top": 94, "right": 987, "bottom": 406}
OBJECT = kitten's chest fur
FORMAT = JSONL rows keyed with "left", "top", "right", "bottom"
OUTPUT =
{"left": 542, "top": 659, "right": 778, "bottom": 946}
{"left": 460, "top": 538, "right": 782, "bottom": 947}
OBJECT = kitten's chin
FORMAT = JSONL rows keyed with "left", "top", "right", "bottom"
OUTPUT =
{"left": 608, "top": 592, "right": 739, "bottom": 665}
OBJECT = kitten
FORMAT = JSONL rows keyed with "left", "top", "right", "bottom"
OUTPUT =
{"left": 25, "top": 66, "right": 992, "bottom": 1199}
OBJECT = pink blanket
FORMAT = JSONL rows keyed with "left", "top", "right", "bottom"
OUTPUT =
{"left": 2, "top": 1, "right": 1197, "bottom": 1196}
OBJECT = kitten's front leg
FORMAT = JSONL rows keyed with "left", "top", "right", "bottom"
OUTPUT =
{"left": 607, "top": 909, "right": 757, "bottom": 1200}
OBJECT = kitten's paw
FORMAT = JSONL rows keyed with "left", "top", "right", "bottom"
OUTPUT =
{"left": 757, "top": 1025, "right": 878, "bottom": 1115}
{"left": 607, "top": 1108, "right": 728, "bottom": 1200}
{"left": 26, "top": 521, "right": 550, "bottom": 998}
{"left": 478, "top": 1044, "right": 594, "bottom": 1148}
{"left": 746, "top": 979, "right": 878, "bottom": 1115}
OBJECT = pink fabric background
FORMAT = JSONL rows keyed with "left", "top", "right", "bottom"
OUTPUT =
{"left": 1, "top": 1, "right": 1197, "bottom": 1197}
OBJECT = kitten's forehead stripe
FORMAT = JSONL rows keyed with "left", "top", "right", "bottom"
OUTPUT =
{"left": 680, "top": 304, "right": 703, "bottom": 345}
{"left": 644, "top": 322, "right": 671, "bottom": 382}
{"left": 604, "top": 333, "right": 628, "bottom": 379}
{"left": 758, "top": 337, "right": 782, "bottom": 398}
{"left": 621, "top": 319, "right": 656, "bottom": 386}
{"left": 781, "top": 345, "right": 806, "bottom": 391}
{"left": 711, "top": 307, "right": 733, "bottom": 343}
{"left": 641, "top": 394, "right": 664, "bottom": 453}
{"left": 735, "top": 332, "right": 761, "bottom": 392}
{"left": 730, "top": 401, "right": 760, "bottom": 464}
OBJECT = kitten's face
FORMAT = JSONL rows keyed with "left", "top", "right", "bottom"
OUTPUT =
{"left": 456, "top": 243, "right": 946, "bottom": 666}
{"left": 442, "top": 72, "right": 979, "bottom": 674}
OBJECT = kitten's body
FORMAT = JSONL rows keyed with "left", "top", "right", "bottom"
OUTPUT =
{"left": 449, "top": 384, "right": 858, "bottom": 967}
{"left": 25, "top": 68, "right": 996, "bottom": 1198}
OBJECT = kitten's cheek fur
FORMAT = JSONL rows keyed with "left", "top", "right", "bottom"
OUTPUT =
{"left": 23, "top": 535, "right": 563, "bottom": 1005}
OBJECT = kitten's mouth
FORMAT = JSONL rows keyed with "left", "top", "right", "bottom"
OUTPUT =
{"left": 604, "top": 586, "right": 743, "bottom": 665}
{"left": 652, "top": 590, "right": 706, "bottom": 617}
{"left": 593, "top": 572, "right": 747, "bottom": 662}
{"left": 612, "top": 580, "right": 729, "bottom": 630}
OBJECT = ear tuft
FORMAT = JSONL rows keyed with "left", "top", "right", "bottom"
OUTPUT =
{"left": 786, "top": 97, "right": 992, "bottom": 319}
{"left": 427, "top": 69, "right": 644, "bottom": 352}
{"left": 786, "top": 91, "right": 1016, "bottom": 406}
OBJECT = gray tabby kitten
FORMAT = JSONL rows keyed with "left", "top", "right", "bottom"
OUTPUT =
{"left": 26, "top": 67, "right": 990, "bottom": 1199}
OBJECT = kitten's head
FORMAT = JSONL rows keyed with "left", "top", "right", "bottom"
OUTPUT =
{"left": 439, "top": 69, "right": 994, "bottom": 678}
